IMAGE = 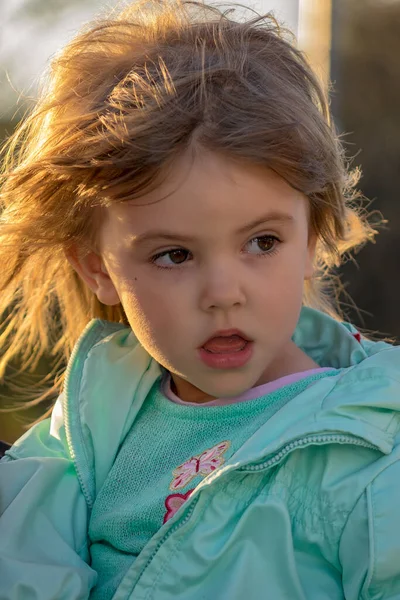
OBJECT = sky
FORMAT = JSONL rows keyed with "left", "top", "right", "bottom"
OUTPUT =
{"left": 0, "top": 0, "right": 99, "bottom": 118}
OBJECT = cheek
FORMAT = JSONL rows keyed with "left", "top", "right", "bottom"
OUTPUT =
{"left": 119, "top": 279, "right": 180, "bottom": 344}
{"left": 260, "top": 251, "right": 307, "bottom": 293}
{"left": 255, "top": 253, "right": 307, "bottom": 317}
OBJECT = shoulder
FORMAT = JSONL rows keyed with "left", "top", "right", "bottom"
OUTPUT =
{"left": 320, "top": 346, "right": 400, "bottom": 448}
{"left": 5, "top": 319, "right": 163, "bottom": 506}
{"left": 329, "top": 343, "right": 400, "bottom": 399}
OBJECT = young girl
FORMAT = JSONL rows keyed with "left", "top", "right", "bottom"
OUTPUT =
{"left": 1, "top": 1, "right": 399, "bottom": 598}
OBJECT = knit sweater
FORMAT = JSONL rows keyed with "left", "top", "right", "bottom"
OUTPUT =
{"left": 88, "top": 368, "right": 337, "bottom": 599}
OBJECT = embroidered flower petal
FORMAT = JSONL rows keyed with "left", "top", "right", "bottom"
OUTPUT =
{"left": 163, "top": 489, "right": 194, "bottom": 523}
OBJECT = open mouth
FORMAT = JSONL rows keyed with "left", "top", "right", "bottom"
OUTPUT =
{"left": 202, "top": 335, "right": 249, "bottom": 354}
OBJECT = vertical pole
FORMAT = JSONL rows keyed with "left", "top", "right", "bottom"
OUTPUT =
{"left": 298, "top": 0, "right": 333, "bottom": 89}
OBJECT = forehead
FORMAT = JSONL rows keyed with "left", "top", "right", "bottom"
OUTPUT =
{"left": 101, "top": 151, "right": 308, "bottom": 240}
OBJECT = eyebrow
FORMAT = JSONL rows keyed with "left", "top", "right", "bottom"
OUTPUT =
{"left": 130, "top": 211, "right": 295, "bottom": 247}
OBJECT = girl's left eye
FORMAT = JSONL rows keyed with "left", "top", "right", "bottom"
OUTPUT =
{"left": 246, "top": 235, "right": 280, "bottom": 255}
{"left": 150, "top": 235, "right": 280, "bottom": 269}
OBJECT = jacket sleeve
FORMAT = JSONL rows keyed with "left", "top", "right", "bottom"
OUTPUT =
{"left": 0, "top": 395, "right": 98, "bottom": 599}
{"left": 340, "top": 458, "right": 400, "bottom": 600}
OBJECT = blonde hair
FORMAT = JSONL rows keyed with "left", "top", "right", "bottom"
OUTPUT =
{"left": 0, "top": 0, "right": 377, "bottom": 422}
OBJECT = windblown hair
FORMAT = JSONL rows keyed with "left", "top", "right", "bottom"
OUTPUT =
{"left": 0, "top": 0, "right": 376, "bottom": 421}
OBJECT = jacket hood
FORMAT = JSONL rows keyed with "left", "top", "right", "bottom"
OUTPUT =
{"left": 61, "top": 307, "right": 400, "bottom": 507}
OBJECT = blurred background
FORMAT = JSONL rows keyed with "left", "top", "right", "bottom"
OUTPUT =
{"left": 1, "top": 0, "right": 399, "bottom": 442}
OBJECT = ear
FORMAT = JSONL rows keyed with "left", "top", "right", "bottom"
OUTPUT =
{"left": 304, "top": 231, "right": 317, "bottom": 280}
{"left": 65, "top": 245, "right": 121, "bottom": 306}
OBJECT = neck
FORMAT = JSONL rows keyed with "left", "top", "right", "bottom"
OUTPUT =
{"left": 255, "top": 340, "right": 320, "bottom": 387}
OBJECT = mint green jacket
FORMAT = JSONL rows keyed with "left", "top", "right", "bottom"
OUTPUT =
{"left": 1, "top": 307, "right": 400, "bottom": 599}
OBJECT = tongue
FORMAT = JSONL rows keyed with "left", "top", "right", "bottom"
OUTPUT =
{"left": 203, "top": 335, "right": 247, "bottom": 353}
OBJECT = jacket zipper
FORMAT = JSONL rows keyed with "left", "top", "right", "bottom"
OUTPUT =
{"left": 130, "top": 432, "right": 378, "bottom": 591}
{"left": 240, "top": 433, "right": 377, "bottom": 473}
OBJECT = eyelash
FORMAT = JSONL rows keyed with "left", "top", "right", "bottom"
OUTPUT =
{"left": 150, "top": 235, "right": 281, "bottom": 270}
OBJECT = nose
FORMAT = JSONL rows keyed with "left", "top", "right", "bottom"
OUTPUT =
{"left": 199, "top": 261, "right": 246, "bottom": 312}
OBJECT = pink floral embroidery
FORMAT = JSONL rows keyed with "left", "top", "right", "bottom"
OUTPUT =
{"left": 163, "top": 489, "right": 194, "bottom": 523}
{"left": 169, "top": 441, "right": 231, "bottom": 491}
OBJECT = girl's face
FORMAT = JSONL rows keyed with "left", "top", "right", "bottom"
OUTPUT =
{"left": 73, "top": 151, "right": 316, "bottom": 402}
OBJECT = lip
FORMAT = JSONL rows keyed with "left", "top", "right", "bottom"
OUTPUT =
{"left": 198, "top": 341, "right": 254, "bottom": 370}
{"left": 199, "top": 328, "right": 253, "bottom": 348}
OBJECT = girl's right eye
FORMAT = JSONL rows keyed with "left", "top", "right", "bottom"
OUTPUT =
{"left": 150, "top": 248, "right": 191, "bottom": 269}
